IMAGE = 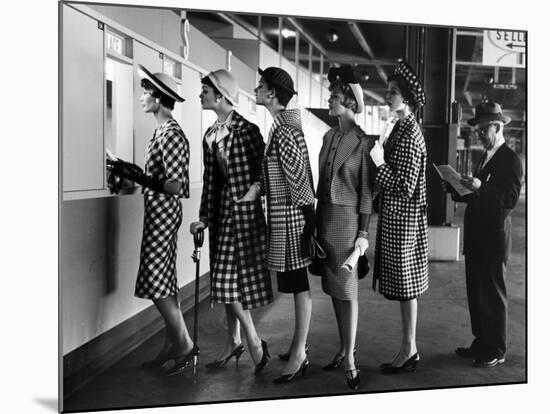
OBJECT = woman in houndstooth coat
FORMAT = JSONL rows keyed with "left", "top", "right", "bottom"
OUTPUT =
{"left": 108, "top": 65, "right": 197, "bottom": 376}
{"left": 252, "top": 67, "right": 316, "bottom": 383}
{"left": 370, "top": 61, "right": 429, "bottom": 374}
{"left": 190, "top": 70, "right": 272, "bottom": 374}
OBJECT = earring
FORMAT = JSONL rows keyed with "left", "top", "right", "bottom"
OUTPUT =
{"left": 155, "top": 98, "right": 160, "bottom": 104}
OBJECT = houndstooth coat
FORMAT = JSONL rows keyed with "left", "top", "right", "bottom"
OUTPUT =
{"left": 199, "top": 111, "right": 272, "bottom": 309}
{"left": 260, "top": 109, "right": 315, "bottom": 272}
{"left": 373, "top": 112, "right": 429, "bottom": 300}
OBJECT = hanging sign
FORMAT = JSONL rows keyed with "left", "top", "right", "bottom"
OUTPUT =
{"left": 482, "top": 30, "right": 525, "bottom": 68}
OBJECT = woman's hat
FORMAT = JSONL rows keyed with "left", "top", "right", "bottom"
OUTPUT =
{"left": 392, "top": 60, "right": 425, "bottom": 108}
{"left": 467, "top": 102, "right": 511, "bottom": 126}
{"left": 137, "top": 64, "right": 184, "bottom": 102}
{"left": 258, "top": 67, "right": 297, "bottom": 95}
{"left": 204, "top": 69, "right": 239, "bottom": 105}
{"left": 327, "top": 65, "right": 365, "bottom": 114}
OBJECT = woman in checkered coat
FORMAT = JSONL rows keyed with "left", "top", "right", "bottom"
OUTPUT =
{"left": 315, "top": 65, "right": 374, "bottom": 390}
{"left": 252, "top": 67, "right": 316, "bottom": 383}
{"left": 190, "top": 70, "right": 272, "bottom": 374}
{"left": 108, "top": 65, "right": 197, "bottom": 376}
{"left": 370, "top": 61, "right": 429, "bottom": 373}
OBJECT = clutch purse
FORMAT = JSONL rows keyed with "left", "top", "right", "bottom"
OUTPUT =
{"left": 307, "top": 236, "right": 326, "bottom": 276}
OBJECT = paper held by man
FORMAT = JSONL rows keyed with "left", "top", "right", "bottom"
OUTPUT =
{"left": 433, "top": 163, "right": 473, "bottom": 197}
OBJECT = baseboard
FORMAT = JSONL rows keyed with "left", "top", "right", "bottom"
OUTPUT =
{"left": 62, "top": 272, "right": 210, "bottom": 399}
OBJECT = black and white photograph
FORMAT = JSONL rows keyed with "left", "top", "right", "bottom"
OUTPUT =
{"left": 4, "top": 0, "right": 545, "bottom": 413}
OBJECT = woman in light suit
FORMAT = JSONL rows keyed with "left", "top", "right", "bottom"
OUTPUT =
{"left": 316, "top": 65, "right": 373, "bottom": 390}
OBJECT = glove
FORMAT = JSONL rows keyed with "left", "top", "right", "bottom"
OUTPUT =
{"left": 190, "top": 221, "right": 207, "bottom": 234}
{"left": 300, "top": 204, "right": 316, "bottom": 258}
{"left": 369, "top": 140, "right": 385, "bottom": 168}
{"left": 107, "top": 159, "right": 165, "bottom": 193}
{"left": 354, "top": 237, "right": 369, "bottom": 256}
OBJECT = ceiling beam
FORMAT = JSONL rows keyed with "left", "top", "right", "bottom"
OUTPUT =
{"left": 326, "top": 52, "right": 396, "bottom": 67}
{"left": 286, "top": 17, "right": 328, "bottom": 56}
{"left": 348, "top": 22, "right": 388, "bottom": 84}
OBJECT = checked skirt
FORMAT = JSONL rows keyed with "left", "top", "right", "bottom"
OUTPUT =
{"left": 135, "top": 194, "right": 182, "bottom": 300}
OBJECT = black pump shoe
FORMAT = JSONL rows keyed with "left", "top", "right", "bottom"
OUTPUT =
{"left": 141, "top": 347, "right": 176, "bottom": 369}
{"left": 165, "top": 346, "right": 200, "bottom": 376}
{"left": 278, "top": 344, "right": 309, "bottom": 361}
{"left": 380, "top": 353, "right": 420, "bottom": 374}
{"left": 254, "top": 340, "right": 270, "bottom": 375}
{"left": 323, "top": 348, "right": 356, "bottom": 371}
{"left": 345, "top": 369, "right": 361, "bottom": 390}
{"left": 273, "top": 358, "right": 310, "bottom": 384}
{"left": 205, "top": 344, "right": 245, "bottom": 370}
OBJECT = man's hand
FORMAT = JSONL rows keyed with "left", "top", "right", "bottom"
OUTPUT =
{"left": 460, "top": 176, "right": 481, "bottom": 192}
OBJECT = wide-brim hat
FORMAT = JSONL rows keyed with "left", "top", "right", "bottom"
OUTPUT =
{"left": 392, "top": 60, "right": 425, "bottom": 108}
{"left": 467, "top": 102, "right": 511, "bottom": 126}
{"left": 327, "top": 65, "right": 364, "bottom": 114}
{"left": 204, "top": 69, "right": 239, "bottom": 105}
{"left": 137, "top": 64, "right": 184, "bottom": 102}
{"left": 258, "top": 67, "right": 297, "bottom": 95}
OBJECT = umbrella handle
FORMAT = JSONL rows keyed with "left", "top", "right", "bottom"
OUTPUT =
{"left": 194, "top": 228, "right": 204, "bottom": 248}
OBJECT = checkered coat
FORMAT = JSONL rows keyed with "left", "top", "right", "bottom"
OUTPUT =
{"left": 373, "top": 113, "right": 429, "bottom": 300}
{"left": 198, "top": 111, "right": 272, "bottom": 309}
{"left": 260, "top": 109, "right": 315, "bottom": 272}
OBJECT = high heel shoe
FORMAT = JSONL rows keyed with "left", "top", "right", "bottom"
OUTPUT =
{"left": 165, "top": 345, "right": 200, "bottom": 376}
{"left": 273, "top": 358, "right": 310, "bottom": 384}
{"left": 141, "top": 347, "right": 176, "bottom": 369}
{"left": 205, "top": 344, "right": 245, "bottom": 370}
{"left": 254, "top": 340, "right": 270, "bottom": 375}
{"left": 380, "top": 353, "right": 420, "bottom": 374}
{"left": 345, "top": 369, "right": 361, "bottom": 390}
{"left": 322, "top": 348, "right": 357, "bottom": 371}
{"left": 278, "top": 344, "right": 309, "bottom": 361}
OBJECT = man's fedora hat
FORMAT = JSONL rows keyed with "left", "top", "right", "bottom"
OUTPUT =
{"left": 327, "top": 65, "right": 365, "bottom": 114}
{"left": 137, "top": 64, "right": 184, "bottom": 102}
{"left": 467, "top": 102, "right": 511, "bottom": 126}
{"left": 203, "top": 69, "right": 239, "bottom": 105}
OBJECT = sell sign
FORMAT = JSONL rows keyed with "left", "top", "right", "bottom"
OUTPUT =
{"left": 482, "top": 30, "right": 526, "bottom": 68}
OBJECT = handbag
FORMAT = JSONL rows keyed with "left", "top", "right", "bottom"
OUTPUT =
{"left": 357, "top": 255, "right": 370, "bottom": 280}
{"left": 307, "top": 236, "right": 327, "bottom": 276}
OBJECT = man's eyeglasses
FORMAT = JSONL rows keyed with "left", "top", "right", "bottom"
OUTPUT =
{"left": 474, "top": 123, "right": 497, "bottom": 136}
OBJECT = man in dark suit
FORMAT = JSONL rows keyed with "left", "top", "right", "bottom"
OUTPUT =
{"left": 444, "top": 102, "right": 523, "bottom": 368}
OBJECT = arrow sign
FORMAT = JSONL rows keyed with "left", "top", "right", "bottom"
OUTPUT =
{"left": 483, "top": 30, "right": 526, "bottom": 68}
{"left": 506, "top": 42, "right": 526, "bottom": 49}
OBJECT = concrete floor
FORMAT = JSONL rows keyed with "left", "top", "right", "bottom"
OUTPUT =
{"left": 63, "top": 198, "right": 526, "bottom": 412}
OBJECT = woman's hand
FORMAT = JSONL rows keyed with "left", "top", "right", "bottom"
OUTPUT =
{"left": 370, "top": 140, "right": 385, "bottom": 168}
{"left": 190, "top": 221, "right": 207, "bottom": 234}
{"left": 354, "top": 237, "right": 369, "bottom": 256}
{"left": 237, "top": 184, "right": 259, "bottom": 203}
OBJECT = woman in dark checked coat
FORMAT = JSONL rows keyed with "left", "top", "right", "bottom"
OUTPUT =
{"left": 252, "top": 67, "right": 316, "bottom": 384}
{"left": 316, "top": 65, "right": 374, "bottom": 390}
{"left": 190, "top": 69, "right": 272, "bottom": 374}
{"left": 369, "top": 60, "right": 429, "bottom": 373}
{"left": 108, "top": 65, "right": 197, "bottom": 376}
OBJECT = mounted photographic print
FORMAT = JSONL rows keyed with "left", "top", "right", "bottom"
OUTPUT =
{"left": 59, "top": 0, "right": 526, "bottom": 412}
